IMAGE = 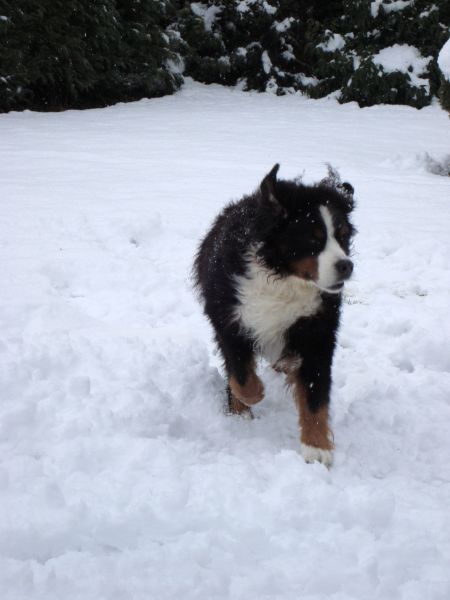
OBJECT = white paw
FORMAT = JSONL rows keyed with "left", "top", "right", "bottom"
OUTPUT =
{"left": 301, "top": 444, "right": 333, "bottom": 467}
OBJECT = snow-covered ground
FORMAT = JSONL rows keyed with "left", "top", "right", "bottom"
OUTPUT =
{"left": 1, "top": 81, "right": 449, "bottom": 600}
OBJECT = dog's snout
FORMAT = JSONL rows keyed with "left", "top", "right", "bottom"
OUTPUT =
{"left": 335, "top": 259, "right": 353, "bottom": 280}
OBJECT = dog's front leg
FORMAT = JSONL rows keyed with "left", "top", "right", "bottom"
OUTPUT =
{"left": 289, "top": 361, "right": 334, "bottom": 467}
{"left": 215, "top": 328, "right": 264, "bottom": 416}
{"left": 228, "top": 357, "right": 264, "bottom": 410}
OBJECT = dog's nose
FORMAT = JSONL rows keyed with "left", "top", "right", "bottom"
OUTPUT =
{"left": 335, "top": 259, "right": 353, "bottom": 280}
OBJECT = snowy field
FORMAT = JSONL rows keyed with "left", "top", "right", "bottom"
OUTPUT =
{"left": 1, "top": 81, "right": 450, "bottom": 600}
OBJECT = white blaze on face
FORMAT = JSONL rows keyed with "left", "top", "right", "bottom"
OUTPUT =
{"left": 317, "top": 205, "right": 347, "bottom": 292}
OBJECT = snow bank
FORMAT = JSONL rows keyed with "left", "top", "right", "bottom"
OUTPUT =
{"left": 382, "top": 152, "right": 450, "bottom": 176}
{"left": 0, "top": 81, "right": 449, "bottom": 599}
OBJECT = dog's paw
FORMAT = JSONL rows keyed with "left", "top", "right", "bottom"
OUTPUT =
{"left": 229, "top": 373, "right": 264, "bottom": 406}
{"left": 227, "top": 406, "right": 254, "bottom": 420}
{"left": 227, "top": 391, "right": 255, "bottom": 419}
{"left": 239, "top": 407, "right": 254, "bottom": 420}
{"left": 300, "top": 444, "right": 333, "bottom": 467}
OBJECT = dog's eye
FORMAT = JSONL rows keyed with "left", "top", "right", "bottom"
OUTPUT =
{"left": 307, "top": 235, "right": 323, "bottom": 250}
{"left": 306, "top": 228, "right": 325, "bottom": 248}
{"left": 336, "top": 225, "right": 350, "bottom": 243}
{"left": 311, "top": 237, "right": 322, "bottom": 245}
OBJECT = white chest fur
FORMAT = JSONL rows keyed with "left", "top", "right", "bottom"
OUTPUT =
{"left": 233, "top": 253, "right": 322, "bottom": 362}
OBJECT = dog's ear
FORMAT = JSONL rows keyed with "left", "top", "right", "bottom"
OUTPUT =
{"left": 339, "top": 182, "right": 355, "bottom": 212}
{"left": 341, "top": 182, "right": 354, "bottom": 196}
{"left": 321, "top": 166, "right": 355, "bottom": 212}
{"left": 260, "top": 164, "right": 284, "bottom": 214}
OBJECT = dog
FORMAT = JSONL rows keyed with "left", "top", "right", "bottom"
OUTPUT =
{"left": 194, "top": 164, "right": 355, "bottom": 465}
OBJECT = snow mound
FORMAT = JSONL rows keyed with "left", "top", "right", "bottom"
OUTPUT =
{"left": 421, "top": 153, "right": 450, "bottom": 176}
{"left": 384, "top": 152, "right": 450, "bottom": 176}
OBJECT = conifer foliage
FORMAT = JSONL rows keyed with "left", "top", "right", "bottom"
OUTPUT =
{"left": 311, "top": 0, "right": 449, "bottom": 108}
{"left": 173, "top": 1, "right": 338, "bottom": 95}
{"left": 0, "top": 0, "right": 181, "bottom": 112}
{"left": 178, "top": 0, "right": 449, "bottom": 109}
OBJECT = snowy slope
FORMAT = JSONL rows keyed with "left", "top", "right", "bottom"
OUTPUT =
{"left": 1, "top": 81, "right": 449, "bottom": 600}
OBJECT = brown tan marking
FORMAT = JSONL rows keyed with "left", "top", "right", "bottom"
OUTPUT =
{"left": 290, "top": 256, "right": 319, "bottom": 282}
{"left": 229, "top": 368, "right": 264, "bottom": 407}
{"left": 272, "top": 356, "right": 302, "bottom": 375}
{"left": 289, "top": 375, "right": 333, "bottom": 451}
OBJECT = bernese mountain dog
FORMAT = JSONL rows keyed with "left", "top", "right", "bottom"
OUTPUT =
{"left": 194, "top": 164, "right": 356, "bottom": 466}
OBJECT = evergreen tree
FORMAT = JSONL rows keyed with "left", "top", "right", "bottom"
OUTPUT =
{"left": 174, "top": 0, "right": 448, "bottom": 108}
{"left": 0, "top": 1, "right": 121, "bottom": 111}
{"left": 111, "top": 0, "right": 182, "bottom": 103}
{"left": 174, "top": 1, "right": 325, "bottom": 95}
{"left": 311, "top": 0, "right": 449, "bottom": 108}
{"left": 0, "top": 0, "right": 181, "bottom": 112}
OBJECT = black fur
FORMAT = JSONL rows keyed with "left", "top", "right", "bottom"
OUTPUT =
{"left": 194, "top": 165, "right": 355, "bottom": 418}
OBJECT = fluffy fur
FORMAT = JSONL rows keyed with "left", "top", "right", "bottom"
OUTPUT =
{"left": 194, "top": 164, "right": 356, "bottom": 465}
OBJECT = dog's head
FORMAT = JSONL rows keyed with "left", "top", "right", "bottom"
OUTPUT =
{"left": 258, "top": 164, "right": 356, "bottom": 294}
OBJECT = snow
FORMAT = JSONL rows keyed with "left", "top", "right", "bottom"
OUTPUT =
{"left": 282, "top": 49, "right": 295, "bottom": 62}
{"left": 371, "top": 0, "right": 415, "bottom": 18}
{"left": 317, "top": 32, "right": 346, "bottom": 53}
{"left": 419, "top": 5, "right": 438, "bottom": 18}
{"left": 262, "top": 1, "right": 277, "bottom": 15}
{"left": 296, "top": 73, "right": 319, "bottom": 87}
{"left": 236, "top": 0, "right": 277, "bottom": 15}
{"left": 274, "top": 17, "right": 294, "bottom": 33}
{"left": 261, "top": 50, "right": 272, "bottom": 74}
{"left": 190, "top": 2, "right": 222, "bottom": 32}
{"left": 1, "top": 80, "right": 450, "bottom": 599}
{"left": 437, "top": 38, "right": 450, "bottom": 82}
{"left": 372, "top": 44, "right": 432, "bottom": 89}
{"left": 385, "top": 152, "right": 450, "bottom": 176}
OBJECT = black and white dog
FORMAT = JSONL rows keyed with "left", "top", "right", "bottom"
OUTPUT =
{"left": 194, "top": 165, "right": 355, "bottom": 465}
